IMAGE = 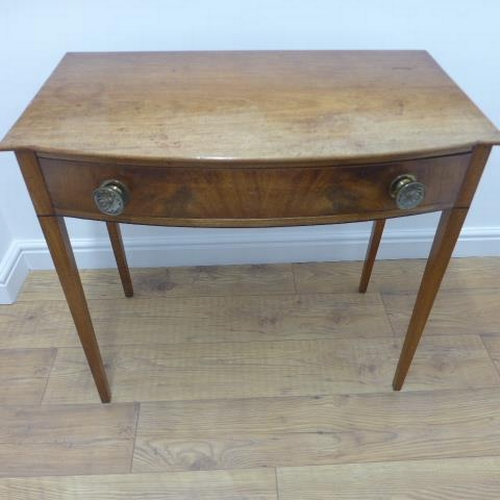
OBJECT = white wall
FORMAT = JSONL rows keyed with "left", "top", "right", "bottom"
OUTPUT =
{"left": 1, "top": 0, "right": 500, "bottom": 302}
{"left": 0, "top": 212, "right": 10, "bottom": 260}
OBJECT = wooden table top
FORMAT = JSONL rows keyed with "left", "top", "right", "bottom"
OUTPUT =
{"left": 1, "top": 51, "right": 499, "bottom": 164}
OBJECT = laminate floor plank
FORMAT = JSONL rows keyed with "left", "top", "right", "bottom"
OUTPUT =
{"left": 43, "top": 332, "right": 499, "bottom": 404}
{"left": 294, "top": 259, "right": 425, "bottom": 294}
{"left": 42, "top": 337, "right": 398, "bottom": 404}
{"left": 294, "top": 256, "right": 500, "bottom": 294}
{"left": 0, "top": 348, "right": 56, "bottom": 405}
{"left": 383, "top": 287, "right": 500, "bottom": 336}
{"left": 17, "top": 257, "right": 500, "bottom": 302}
{"left": 18, "top": 263, "right": 296, "bottom": 301}
{"left": 277, "top": 456, "right": 500, "bottom": 499}
{"left": 0, "top": 403, "right": 138, "bottom": 477}
{"left": 479, "top": 334, "right": 500, "bottom": 375}
{"left": 131, "top": 263, "right": 296, "bottom": 298}
{"left": 0, "top": 469, "right": 277, "bottom": 500}
{"left": 0, "top": 292, "right": 392, "bottom": 349}
{"left": 0, "top": 301, "right": 77, "bottom": 349}
{"left": 18, "top": 269, "right": 127, "bottom": 302}
{"left": 133, "top": 387, "right": 500, "bottom": 472}
{"left": 400, "top": 333, "right": 500, "bottom": 389}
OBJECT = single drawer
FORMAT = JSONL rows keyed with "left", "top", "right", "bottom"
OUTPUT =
{"left": 38, "top": 153, "right": 471, "bottom": 226}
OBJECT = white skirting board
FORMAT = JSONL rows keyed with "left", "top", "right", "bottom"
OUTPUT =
{"left": 0, "top": 239, "right": 30, "bottom": 304}
{"left": 1, "top": 224, "right": 500, "bottom": 304}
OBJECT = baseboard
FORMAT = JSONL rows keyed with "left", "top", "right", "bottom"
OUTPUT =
{"left": 0, "top": 239, "right": 30, "bottom": 304}
{"left": 2, "top": 225, "right": 500, "bottom": 304}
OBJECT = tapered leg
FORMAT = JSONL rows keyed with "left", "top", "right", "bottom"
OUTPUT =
{"left": 393, "top": 208, "right": 468, "bottom": 390}
{"left": 359, "top": 219, "right": 386, "bottom": 293}
{"left": 106, "top": 222, "right": 134, "bottom": 297}
{"left": 39, "top": 215, "right": 111, "bottom": 403}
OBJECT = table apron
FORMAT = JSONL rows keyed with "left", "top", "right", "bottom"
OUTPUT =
{"left": 38, "top": 153, "right": 472, "bottom": 226}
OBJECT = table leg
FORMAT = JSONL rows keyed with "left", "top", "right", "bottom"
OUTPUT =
{"left": 359, "top": 219, "right": 386, "bottom": 293}
{"left": 106, "top": 221, "right": 134, "bottom": 297}
{"left": 392, "top": 207, "right": 468, "bottom": 390}
{"left": 39, "top": 215, "right": 111, "bottom": 403}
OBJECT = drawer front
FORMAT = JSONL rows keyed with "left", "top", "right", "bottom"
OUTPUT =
{"left": 38, "top": 154, "right": 471, "bottom": 226}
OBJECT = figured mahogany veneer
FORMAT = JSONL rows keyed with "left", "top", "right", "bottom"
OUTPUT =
{"left": 39, "top": 153, "right": 470, "bottom": 226}
{"left": 1, "top": 51, "right": 499, "bottom": 403}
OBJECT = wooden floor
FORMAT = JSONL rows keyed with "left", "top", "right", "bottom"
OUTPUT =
{"left": 1, "top": 257, "right": 500, "bottom": 498}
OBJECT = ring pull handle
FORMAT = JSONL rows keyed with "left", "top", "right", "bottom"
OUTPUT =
{"left": 389, "top": 174, "right": 426, "bottom": 210}
{"left": 93, "top": 180, "right": 130, "bottom": 216}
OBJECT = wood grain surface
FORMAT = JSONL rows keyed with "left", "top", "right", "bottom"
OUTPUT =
{"left": 17, "top": 257, "right": 499, "bottom": 301}
{"left": 0, "top": 292, "right": 391, "bottom": 349}
{"left": 133, "top": 387, "right": 500, "bottom": 472}
{"left": 0, "top": 348, "right": 55, "bottom": 404}
{"left": 383, "top": 287, "right": 500, "bottom": 336}
{"left": 478, "top": 335, "right": 500, "bottom": 375}
{"left": 2, "top": 259, "right": 500, "bottom": 498}
{"left": 294, "top": 256, "right": 500, "bottom": 293}
{"left": 2, "top": 52, "right": 499, "bottom": 161}
{"left": 0, "top": 404, "right": 138, "bottom": 477}
{"left": 42, "top": 337, "right": 399, "bottom": 404}
{"left": 42, "top": 333, "right": 498, "bottom": 405}
{"left": 278, "top": 457, "right": 500, "bottom": 499}
{"left": 17, "top": 263, "right": 296, "bottom": 301}
{"left": 0, "top": 469, "right": 277, "bottom": 500}
{"left": 37, "top": 154, "right": 470, "bottom": 227}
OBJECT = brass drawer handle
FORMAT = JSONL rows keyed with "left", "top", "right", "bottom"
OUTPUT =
{"left": 93, "top": 180, "right": 130, "bottom": 216}
{"left": 389, "top": 174, "right": 426, "bottom": 210}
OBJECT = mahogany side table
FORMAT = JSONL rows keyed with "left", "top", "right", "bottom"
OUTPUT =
{"left": 1, "top": 51, "right": 499, "bottom": 402}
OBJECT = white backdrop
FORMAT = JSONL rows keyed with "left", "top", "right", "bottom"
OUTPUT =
{"left": 1, "top": 0, "right": 499, "bottom": 302}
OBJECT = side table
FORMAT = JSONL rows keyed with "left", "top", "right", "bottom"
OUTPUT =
{"left": 1, "top": 51, "right": 499, "bottom": 402}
